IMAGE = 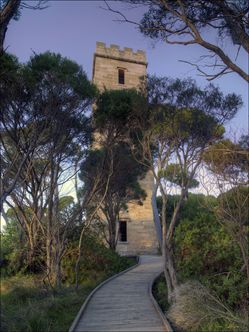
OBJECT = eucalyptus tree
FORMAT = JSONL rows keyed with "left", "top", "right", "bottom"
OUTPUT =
{"left": 129, "top": 76, "right": 242, "bottom": 301}
{"left": 1, "top": 52, "right": 96, "bottom": 286}
{"left": 81, "top": 144, "right": 146, "bottom": 251}
{"left": 0, "top": 53, "right": 46, "bottom": 218}
{"left": 80, "top": 89, "right": 147, "bottom": 251}
{"left": 140, "top": 0, "right": 249, "bottom": 81}
{"left": 108, "top": 0, "right": 249, "bottom": 81}
{"left": 204, "top": 136, "right": 249, "bottom": 280}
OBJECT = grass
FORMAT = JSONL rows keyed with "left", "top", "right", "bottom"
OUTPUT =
{"left": 1, "top": 257, "right": 137, "bottom": 332}
{"left": 1, "top": 274, "right": 101, "bottom": 332}
{"left": 152, "top": 273, "right": 170, "bottom": 312}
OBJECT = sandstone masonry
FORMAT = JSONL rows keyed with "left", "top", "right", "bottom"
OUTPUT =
{"left": 92, "top": 42, "right": 158, "bottom": 255}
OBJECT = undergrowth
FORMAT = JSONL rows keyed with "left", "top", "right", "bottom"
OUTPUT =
{"left": 1, "top": 255, "right": 136, "bottom": 332}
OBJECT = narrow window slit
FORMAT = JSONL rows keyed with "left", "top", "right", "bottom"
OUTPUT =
{"left": 118, "top": 69, "right": 125, "bottom": 84}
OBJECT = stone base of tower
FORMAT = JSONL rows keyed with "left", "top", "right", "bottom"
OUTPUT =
{"left": 115, "top": 171, "right": 159, "bottom": 256}
{"left": 116, "top": 220, "right": 159, "bottom": 256}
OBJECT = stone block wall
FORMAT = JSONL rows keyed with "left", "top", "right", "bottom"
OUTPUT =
{"left": 92, "top": 42, "right": 159, "bottom": 255}
{"left": 92, "top": 42, "right": 147, "bottom": 91}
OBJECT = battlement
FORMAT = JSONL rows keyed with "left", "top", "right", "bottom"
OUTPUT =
{"left": 95, "top": 41, "right": 147, "bottom": 65}
{"left": 92, "top": 42, "right": 158, "bottom": 256}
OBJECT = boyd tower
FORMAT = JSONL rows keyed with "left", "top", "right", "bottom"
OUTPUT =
{"left": 92, "top": 42, "right": 158, "bottom": 255}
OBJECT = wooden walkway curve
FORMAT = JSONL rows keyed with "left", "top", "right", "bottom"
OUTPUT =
{"left": 71, "top": 255, "right": 170, "bottom": 332}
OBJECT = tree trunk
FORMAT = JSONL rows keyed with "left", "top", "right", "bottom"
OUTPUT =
{"left": 162, "top": 219, "right": 173, "bottom": 301}
{"left": 109, "top": 217, "right": 117, "bottom": 251}
{"left": 238, "top": 235, "right": 249, "bottom": 281}
{"left": 167, "top": 188, "right": 187, "bottom": 243}
{"left": 0, "top": 25, "right": 7, "bottom": 54}
{"left": 0, "top": 0, "right": 21, "bottom": 54}
{"left": 46, "top": 159, "right": 55, "bottom": 278}
{"left": 28, "top": 236, "right": 35, "bottom": 271}
{"left": 51, "top": 247, "right": 62, "bottom": 289}
{"left": 151, "top": 184, "right": 162, "bottom": 247}
{"left": 160, "top": 189, "right": 178, "bottom": 302}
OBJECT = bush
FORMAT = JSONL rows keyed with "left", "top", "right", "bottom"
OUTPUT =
{"left": 167, "top": 281, "right": 248, "bottom": 332}
{"left": 62, "top": 233, "right": 136, "bottom": 284}
{"left": 1, "top": 246, "right": 136, "bottom": 332}
{"left": 152, "top": 273, "right": 170, "bottom": 312}
{"left": 154, "top": 194, "right": 248, "bottom": 331}
{"left": 173, "top": 194, "right": 248, "bottom": 310}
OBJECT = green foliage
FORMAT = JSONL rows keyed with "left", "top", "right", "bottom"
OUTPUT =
{"left": 158, "top": 195, "right": 248, "bottom": 316}
{"left": 1, "top": 219, "right": 29, "bottom": 276}
{"left": 1, "top": 195, "right": 79, "bottom": 277}
{"left": 204, "top": 139, "right": 249, "bottom": 177}
{"left": 58, "top": 196, "right": 74, "bottom": 210}
{"left": 140, "top": 1, "right": 249, "bottom": 44}
{"left": 94, "top": 88, "right": 145, "bottom": 132}
{"left": 1, "top": 275, "right": 100, "bottom": 332}
{"left": 62, "top": 233, "right": 136, "bottom": 284}
{"left": 159, "top": 163, "right": 199, "bottom": 189}
{"left": 167, "top": 281, "right": 248, "bottom": 332}
{"left": 0, "top": 52, "right": 19, "bottom": 79}
{"left": 24, "top": 52, "right": 96, "bottom": 100}
{"left": 168, "top": 107, "right": 224, "bottom": 144}
{"left": 81, "top": 88, "right": 148, "bottom": 249}
{"left": 217, "top": 186, "right": 249, "bottom": 228}
{"left": 199, "top": 320, "right": 245, "bottom": 332}
{"left": 172, "top": 194, "right": 248, "bottom": 309}
{"left": 146, "top": 76, "right": 241, "bottom": 124}
{"left": 157, "top": 193, "right": 215, "bottom": 225}
{"left": 152, "top": 274, "right": 170, "bottom": 312}
{"left": 81, "top": 144, "right": 146, "bottom": 206}
{"left": 1, "top": 236, "right": 136, "bottom": 332}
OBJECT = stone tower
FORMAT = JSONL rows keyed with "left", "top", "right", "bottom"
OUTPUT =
{"left": 92, "top": 42, "right": 158, "bottom": 255}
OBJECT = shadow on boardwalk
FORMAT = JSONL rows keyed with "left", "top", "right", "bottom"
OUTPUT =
{"left": 71, "top": 255, "right": 169, "bottom": 332}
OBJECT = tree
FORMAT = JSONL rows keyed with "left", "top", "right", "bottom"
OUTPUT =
{"left": 81, "top": 144, "right": 146, "bottom": 250}
{"left": 81, "top": 89, "right": 147, "bottom": 251}
{"left": 129, "top": 76, "right": 242, "bottom": 301}
{"left": 0, "top": 0, "right": 46, "bottom": 53}
{"left": 108, "top": 0, "right": 249, "bottom": 81}
{"left": 0, "top": 53, "right": 46, "bottom": 216}
{"left": 204, "top": 136, "right": 249, "bottom": 280}
{"left": 1, "top": 52, "right": 96, "bottom": 286}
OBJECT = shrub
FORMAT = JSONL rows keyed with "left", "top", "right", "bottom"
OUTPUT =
{"left": 174, "top": 196, "right": 248, "bottom": 310}
{"left": 152, "top": 273, "right": 170, "bottom": 312}
{"left": 62, "top": 233, "right": 136, "bottom": 284}
{"left": 167, "top": 281, "right": 248, "bottom": 332}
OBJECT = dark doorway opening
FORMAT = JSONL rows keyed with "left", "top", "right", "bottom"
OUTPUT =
{"left": 119, "top": 220, "right": 127, "bottom": 242}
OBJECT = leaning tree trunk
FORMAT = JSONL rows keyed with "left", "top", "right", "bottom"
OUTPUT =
{"left": 151, "top": 185, "right": 162, "bottom": 248}
{"left": 161, "top": 192, "right": 178, "bottom": 302}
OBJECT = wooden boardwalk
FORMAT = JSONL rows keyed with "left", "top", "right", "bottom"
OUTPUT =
{"left": 72, "top": 255, "right": 168, "bottom": 332}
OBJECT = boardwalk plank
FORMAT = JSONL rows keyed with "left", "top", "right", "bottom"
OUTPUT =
{"left": 73, "top": 255, "right": 168, "bottom": 332}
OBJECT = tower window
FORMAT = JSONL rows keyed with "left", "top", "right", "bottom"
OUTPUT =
{"left": 119, "top": 220, "right": 127, "bottom": 242}
{"left": 118, "top": 69, "right": 125, "bottom": 84}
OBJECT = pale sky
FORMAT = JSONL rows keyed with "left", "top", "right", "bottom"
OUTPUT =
{"left": 1, "top": 1, "right": 248, "bottom": 230}
{"left": 5, "top": 0, "right": 248, "bottom": 134}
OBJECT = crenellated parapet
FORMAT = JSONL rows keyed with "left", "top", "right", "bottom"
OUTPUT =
{"left": 92, "top": 41, "right": 158, "bottom": 255}
{"left": 95, "top": 41, "right": 147, "bottom": 66}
